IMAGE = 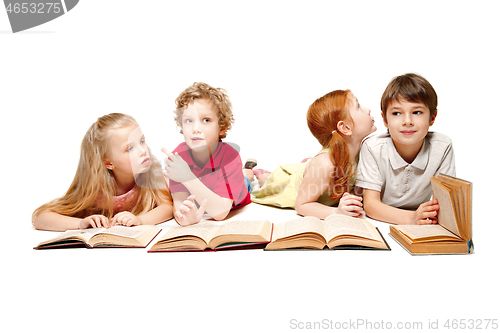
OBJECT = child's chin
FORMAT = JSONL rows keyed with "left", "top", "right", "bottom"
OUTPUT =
{"left": 134, "top": 165, "right": 151, "bottom": 175}
{"left": 189, "top": 143, "right": 208, "bottom": 151}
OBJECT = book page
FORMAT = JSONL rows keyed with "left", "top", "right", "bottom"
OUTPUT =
{"left": 43, "top": 228, "right": 103, "bottom": 244}
{"left": 324, "top": 215, "right": 378, "bottom": 241}
{"left": 208, "top": 220, "right": 272, "bottom": 249}
{"left": 441, "top": 181, "right": 464, "bottom": 237}
{"left": 158, "top": 221, "right": 219, "bottom": 244}
{"left": 431, "top": 177, "right": 461, "bottom": 236}
{"left": 35, "top": 228, "right": 107, "bottom": 248}
{"left": 393, "top": 225, "right": 461, "bottom": 242}
{"left": 213, "top": 220, "right": 267, "bottom": 237}
{"left": 274, "top": 216, "right": 324, "bottom": 240}
{"left": 96, "top": 225, "right": 153, "bottom": 238}
{"left": 438, "top": 174, "right": 472, "bottom": 240}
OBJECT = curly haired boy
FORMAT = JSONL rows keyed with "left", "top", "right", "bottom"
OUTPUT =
{"left": 162, "top": 82, "right": 250, "bottom": 226}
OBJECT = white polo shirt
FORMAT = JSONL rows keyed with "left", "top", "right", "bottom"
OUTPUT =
{"left": 356, "top": 132, "right": 456, "bottom": 210}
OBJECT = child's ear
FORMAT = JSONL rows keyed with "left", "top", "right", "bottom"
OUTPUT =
{"left": 103, "top": 159, "right": 114, "bottom": 170}
{"left": 381, "top": 111, "right": 389, "bottom": 128}
{"left": 336, "top": 120, "right": 352, "bottom": 136}
{"left": 219, "top": 127, "right": 227, "bottom": 137}
{"left": 429, "top": 109, "right": 438, "bottom": 126}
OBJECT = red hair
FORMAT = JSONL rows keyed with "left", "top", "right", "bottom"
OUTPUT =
{"left": 306, "top": 90, "right": 354, "bottom": 202}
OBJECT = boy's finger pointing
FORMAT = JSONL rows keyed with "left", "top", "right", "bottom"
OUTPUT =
{"left": 161, "top": 147, "right": 174, "bottom": 158}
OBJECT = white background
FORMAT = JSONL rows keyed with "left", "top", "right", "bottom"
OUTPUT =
{"left": 1, "top": 1, "right": 499, "bottom": 332}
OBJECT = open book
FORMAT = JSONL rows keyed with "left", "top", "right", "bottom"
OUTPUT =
{"left": 34, "top": 225, "right": 161, "bottom": 249}
{"left": 148, "top": 219, "right": 273, "bottom": 252}
{"left": 390, "top": 174, "right": 473, "bottom": 255}
{"left": 265, "top": 214, "right": 389, "bottom": 250}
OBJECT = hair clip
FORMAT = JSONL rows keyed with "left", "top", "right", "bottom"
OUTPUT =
{"left": 332, "top": 130, "right": 337, "bottom": 134}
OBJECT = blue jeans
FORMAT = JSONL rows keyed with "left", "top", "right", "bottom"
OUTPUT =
{"left": 244, "top": 176, "right": 253, "bottom": 193}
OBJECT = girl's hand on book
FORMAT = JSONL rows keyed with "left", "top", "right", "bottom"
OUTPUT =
{"left": 337, "top": 192, "right": 364, "bottom": 218}
{"left": 161, "top": 148, "right": 196, "bottom": 183}
{"left": 80, "top": 215, "right": 110, "bottom": 229}
{"left": 414, "top": 199, "right": 439, "bottom": 225}
{"left": 111, "top": 212, "right": 142, "bottom": 227}
{"left": 175, "top": 195, "right": 209, "bottom": 226}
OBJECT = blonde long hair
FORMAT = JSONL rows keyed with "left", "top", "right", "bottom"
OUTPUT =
{"left": 306, "top": 90, "right": 354, "bottom": 202}
{"left": 32, "top": 113, "right": 172, "bottom": 223}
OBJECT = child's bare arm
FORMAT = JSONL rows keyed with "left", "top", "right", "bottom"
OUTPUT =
{"left": 162, "top": 148, "right": 233, "bottom": 221}
{"left": 415, "top": 199, "right": 440, "bottom": 225}
{"left": 295, "top": 154, "right": 363, "bottom": 219}
{"left": 180, "top": 178, "right": 233, "bottom": 221}
{"left": 173, "top": 195, "right": 209, "bottom": 226}
{"left": 172, "top": 191, "right": 190, "bottom": 224}
{"left": 363, "top": 189, "right": 439, "bottom": 225}
{"left": 33, "top": 210, "right": 111, "bottom": 231}
{"left": 132, "top": 202, "right": 174, "bottom": 226}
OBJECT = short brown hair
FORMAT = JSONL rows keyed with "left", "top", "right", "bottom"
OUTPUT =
{"left": 381, "top": 73, "right": 438, "bottom": 121}
{"left": 174, "top": 82, "right": 234, "bottom": 139}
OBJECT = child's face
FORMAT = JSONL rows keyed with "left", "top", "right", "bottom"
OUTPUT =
{"left": 383, "top": 98, "right": 436, "bottom": 151}
{"left": 347, "top": 94, "right": 376, "bottom": 140}
{"left": 104, "top": 125, "right": 151, "bottom": 176}
{"left": 181, "top": 99, "right": 225, "bottom": 151}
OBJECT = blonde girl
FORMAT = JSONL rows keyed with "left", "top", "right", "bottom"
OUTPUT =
{"left": 252, "top": 90, "right": 376, "bottom": 219}
{"left": 33, "top": 113, "right": 173, "bottom": 231}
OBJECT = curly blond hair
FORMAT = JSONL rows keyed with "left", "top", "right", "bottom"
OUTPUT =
{"left": 174, "top": 82, "right": 234, "bottom": 139}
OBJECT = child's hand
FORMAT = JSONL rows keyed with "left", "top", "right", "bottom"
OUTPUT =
{"left": 175, "top": 195, "right": 209, "bottom": 226}
{"left": 161, "top": 148, "right": 196, "bottom": 183}
{"left": 337, "top": 192, "right": 364, "bottom": 218}
{"left": 110, "top": 212, "right": 142, "bottom": 227}
{"left": 80, "top": 215, "right": 110, "bottom": 229}
{"left": 414, "top": 199, "right": 439, "bottom": 225}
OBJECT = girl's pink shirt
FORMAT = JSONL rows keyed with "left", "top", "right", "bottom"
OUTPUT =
{"left": 95, "top": 185, "right": 139, "bottom": 214}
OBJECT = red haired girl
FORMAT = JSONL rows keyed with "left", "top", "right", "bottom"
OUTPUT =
{"left": 252, "top": 90, "right": 376, "bottom": 219}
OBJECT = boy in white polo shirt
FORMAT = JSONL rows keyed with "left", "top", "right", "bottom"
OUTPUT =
{"left": 356, "top": 73, "right": 455, "bottom": 225}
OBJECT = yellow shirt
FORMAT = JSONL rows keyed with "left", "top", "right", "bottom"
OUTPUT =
{"left": 251, "top": 149, "right": 357, "bottom": 209}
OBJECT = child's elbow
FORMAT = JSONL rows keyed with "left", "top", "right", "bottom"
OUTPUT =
{"left": 32, "top": 211, "right": 48, "bottom": 230}
{"left": 294, "top": 193, "right": 308, "bottom": 215}
{"left": 32, "top": 218, "right": 42, "bottom": 230}
{"left": 295, "top": 202, "right": 306, "bottom": 217}
{"left": 212, "top": 209, "right": 230, "bottom": 221}
{"left": 210, "top": 198, "right": 233, "bottom": 221}
{"left": 363, "top": 199, "right": 377, "bottom": 219}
